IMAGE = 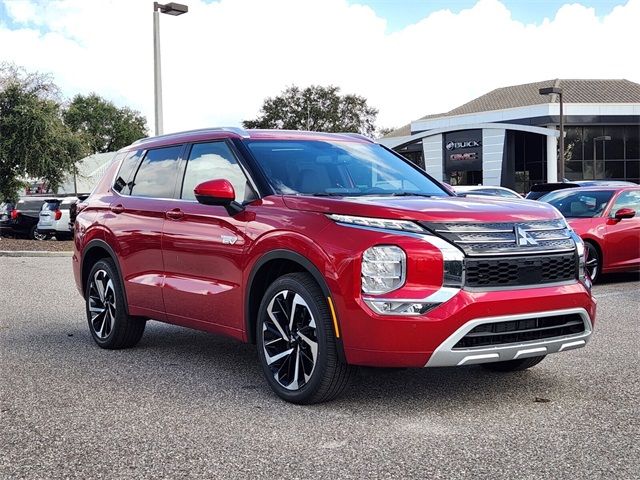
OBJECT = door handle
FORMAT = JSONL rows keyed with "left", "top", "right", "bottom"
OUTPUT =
{"left": 166, "top": 208, "right": 184, "bottom": 220}
{"left": 110, "top": 204, "right": 125, "bottom": 214}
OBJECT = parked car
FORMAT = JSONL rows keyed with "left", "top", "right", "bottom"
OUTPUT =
{"left": 73, "top": 128, "right": 596, "bottom": 404}
{"left": 526, "top": 180, "right": 636, "bottom": 200}
{"left": 37, "top": 197, "right": 78, "bottom": 240}
{"left": 454, "top": 185, "right": 522, "bottom": 199}
{"left": 68, "top": 194, "right": 89, "bottom": 234}
{"left": 540, "top": 186, "right": 640, "bottom": 282}
{"left": 0, "top": 197, "right": 46, "bottom": 239}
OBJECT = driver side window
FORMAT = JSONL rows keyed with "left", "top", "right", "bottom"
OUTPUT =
{"left": 610, "top": 190, "right": 640, "bottom": 215}
{"left": 181, "top": 141, "right": 253, "bottom": 202}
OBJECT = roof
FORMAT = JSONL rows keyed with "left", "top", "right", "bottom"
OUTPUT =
{"left": 382, "top": 79, "right": 640, "bottom": 138}
{"left": 131, "top": 128, "right": 375, "bottom": 150}
{"left": 446, "top": 79, "right": 640, "bottom": 116}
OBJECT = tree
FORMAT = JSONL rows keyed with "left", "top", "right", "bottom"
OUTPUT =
{"left": 0, "top": 64, "right": 87, "bottom": 201}
{"left": 64, "top": 93, "right": 147, "bottom": 153}
{"left": 243, "top": 85, "right": 379, "bottom": 137}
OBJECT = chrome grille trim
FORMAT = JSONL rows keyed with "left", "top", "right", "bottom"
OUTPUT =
{"left": 421, "top": 219, "right": 576, "bottom": 257}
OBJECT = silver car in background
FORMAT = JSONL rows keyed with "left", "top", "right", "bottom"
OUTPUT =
{"left": 37, "top": 197, "right": 77, "bottom": 240}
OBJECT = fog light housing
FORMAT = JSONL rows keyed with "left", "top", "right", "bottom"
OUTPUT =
{"left": 364, "top": 299, "right": 439, "bottom": 316}
{"left": 361, "top": 245, "right": 406, "bottom": 294}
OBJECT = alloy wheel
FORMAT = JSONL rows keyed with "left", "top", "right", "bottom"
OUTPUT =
{"left": 585, "top": 244, "right": 599, "bottom": 281}
{"left": 88, "top": 269, "right": 117, "bottom": 339}
{"left": 262, "top": 290, "right": 319, "bottom": 391}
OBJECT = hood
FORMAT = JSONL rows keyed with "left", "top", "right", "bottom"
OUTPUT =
{"left": 282, "top": 195, "right": 562, "bottom": 223}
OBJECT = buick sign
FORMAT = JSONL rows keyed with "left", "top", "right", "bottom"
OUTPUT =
{"left": 446, "top": 140, "right": 481, "bottom": 151}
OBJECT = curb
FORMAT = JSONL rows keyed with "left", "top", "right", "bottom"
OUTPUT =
{"left": 0, "top": 250, "right": 73, "bottom": 258}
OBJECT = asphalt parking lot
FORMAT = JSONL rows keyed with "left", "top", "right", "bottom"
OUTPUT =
{"left": 1, "top": 257, "right": 638, "bottom": 479}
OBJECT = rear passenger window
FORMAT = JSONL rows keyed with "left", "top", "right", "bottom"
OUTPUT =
{"left": 129, "top": 146, "right": 182, "bottom": 198}
{"left": 181, "top": 142, "right": 250, "bottom": 202}
{"left": 113, "top": 151, "right": 142, "bottom": 194}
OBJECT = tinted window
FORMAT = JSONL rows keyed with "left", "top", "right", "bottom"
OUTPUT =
{"left": 181, "top": 142, "right": 249, "bottom": 201}
{"left": 43, "top": 201, "right": 60, "bottom": 211}
{"left": 542, "top": 190, "right": 614, "bottom": 218}
{"left": 247, "top": 140, "right": 448, "bottom": 197}
{"left": 129, "top": 146, "right": 182, "bottom": 198}
{"left": 113, "top": 150, "right": 143, "bottom": 194}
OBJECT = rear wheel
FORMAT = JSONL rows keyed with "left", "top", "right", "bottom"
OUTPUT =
{"left": 256, "top": 273, "right": 353, "bottom": 404}
{"left": 31, "top": 225, "right": 47, "bottom": 241}
{"left": 584, "top": 242, "right": 600, "bottom": 283}
{"left": 85, "top": 259, "right": 145, "bottom": 349}
{"left": 481, "top": 355, "right": 546, "bottom": 372}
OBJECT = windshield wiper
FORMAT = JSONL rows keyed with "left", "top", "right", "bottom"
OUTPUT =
{"left": 389, "top": 192, "right": 436, "bottom": 198}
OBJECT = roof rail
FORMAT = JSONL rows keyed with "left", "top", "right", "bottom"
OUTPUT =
{"left": 132, "top": 127, "right": 250, "bottom": 145}
{"left": 339, "top": 132, "right": 374, "bottom": 142}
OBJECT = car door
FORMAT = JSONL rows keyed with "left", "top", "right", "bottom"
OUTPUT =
{"left": 604, "top": 189, "right": 640, "bottom": 269}
{"left": 106, "top": 145, "right": 184, "bottom": 319}
{"left": 161, "top": 140, "right": 256, "bottom": 337}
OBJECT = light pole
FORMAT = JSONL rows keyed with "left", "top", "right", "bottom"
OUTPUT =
{"left": 539, "top": 86, "right": 564, "bottom": 181}
{"left": 592, "top": 135, "right": 611, "bottom": 180}
{"left": 153, "top": 2, "right": 188, "bottom": 136}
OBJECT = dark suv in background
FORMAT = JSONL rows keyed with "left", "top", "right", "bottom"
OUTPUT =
{"left": 0, "top": 197, "right": 46, "bottom": 239}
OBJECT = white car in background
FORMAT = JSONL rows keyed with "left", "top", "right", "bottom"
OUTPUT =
{"left": 37, "top": 197, "right": 77, "bottom": 240}
{"left": 454, "top": 185, "right": 523, "bottom": 199}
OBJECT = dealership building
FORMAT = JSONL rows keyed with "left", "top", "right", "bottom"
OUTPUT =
{"left": 380, "top": 79, "right": 640, "bottom": 193}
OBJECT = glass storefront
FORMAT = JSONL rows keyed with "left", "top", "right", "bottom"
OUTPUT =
{"left": 565, "top": 125, "right": 640, "bottom": 183}
{"left": 513, "top": 131, "right": 547, "bottom": 194}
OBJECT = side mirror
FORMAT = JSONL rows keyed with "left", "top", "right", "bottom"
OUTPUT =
{"left": 194, "top": 179, "right": 244, "bottom": 215}
{"left": 614, "top": 207, "right": 636, "bottom": 220}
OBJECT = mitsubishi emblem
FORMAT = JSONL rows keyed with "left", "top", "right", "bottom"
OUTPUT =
{"left": 515, "top": 225, "right": 538, "bottom": 246}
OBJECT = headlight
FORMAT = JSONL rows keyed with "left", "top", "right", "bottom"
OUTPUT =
{"left": 361, "top": 245, "right": 406, "bottom": 294}
{"left": 327, "top": 214, "right": 424, "bottom": 233}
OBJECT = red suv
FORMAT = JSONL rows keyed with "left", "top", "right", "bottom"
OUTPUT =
{"left": 73, "top": 128, "right": 596, "bottom": 403}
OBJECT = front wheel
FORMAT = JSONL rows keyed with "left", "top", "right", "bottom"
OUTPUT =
{"left": 256, "top": 273, "right": 353, "bottom": 404}
{"left": 584, "top": 242, "right": 600, "bottom": 283}
{"left": 481, "top": 355, "right": 546, "bottom": 372}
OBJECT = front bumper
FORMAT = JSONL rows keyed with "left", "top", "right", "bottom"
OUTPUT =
{"left": 424, "top": 307, "right": 592, "bottom": 367}
{"left": 338, "top": 282, "right": 596, "bottom": 368}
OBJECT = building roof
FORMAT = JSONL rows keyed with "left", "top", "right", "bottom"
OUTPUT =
{"left": 57, "top": 152, "right": 118, "bottom": 195}
{"left": 446, "top": 79, "right": 640, "bottom": 116}
{"left": 382, "top": 79, "right": 640, "bottom": 138}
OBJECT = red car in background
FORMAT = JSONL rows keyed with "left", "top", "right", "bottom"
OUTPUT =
{"left": 541, "top": 186, "right": 640, "bottom": 282}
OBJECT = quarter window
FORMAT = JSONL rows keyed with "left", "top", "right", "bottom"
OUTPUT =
{"left": 113, "top": 151, "right": 140, "bottom": 194}
{"left": 129, "top": 146, "right": 182, "bottom": 198}
{"left": 181, "top": 142, "right": 249, "bottom": 201}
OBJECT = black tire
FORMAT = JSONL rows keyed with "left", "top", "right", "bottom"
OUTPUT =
{"left": 31, "top": 225, "right": 47, "bottom": 241}
{"left": 85, "top": 258, "right": 145, "bottom": 349}
{"left": 481, "top": 355, "right": 546, "bottom": 372}
{"left": 584, "top": 241, "right": 600, "bottom": 283}
{"left": 256, "top": 272, "right": 353, "bottom": 404}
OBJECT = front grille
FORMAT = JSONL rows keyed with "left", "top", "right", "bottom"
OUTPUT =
{"left": 421, "top": 219, "right": 575, "bottom": 256}
{"left": 453, "top": 313, "right": 585, "bottom": 349}
{"left": 465, "top": 253, "right": 577, "bottom": 288}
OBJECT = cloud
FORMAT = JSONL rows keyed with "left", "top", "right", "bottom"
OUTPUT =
{"left": 1, "top": 0, "right": 638, "bottom": 134}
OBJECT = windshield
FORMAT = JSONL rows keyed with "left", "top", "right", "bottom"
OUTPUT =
{"left": 246, "top": 140, "right": 449, "bottom": 197}
{"left": 541, "top": 189, "right": 614, "bottom": 218}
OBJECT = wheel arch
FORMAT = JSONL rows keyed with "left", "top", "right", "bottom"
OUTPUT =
{"left": 245, "top": 249, "right": 345, "bottom": 361}
{"left": 81, "top": 239, "right": 130, "bottom": 315}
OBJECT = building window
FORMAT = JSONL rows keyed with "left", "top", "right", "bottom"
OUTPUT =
{"left": 561, "top": 125, "right": 638, "bottom": 183}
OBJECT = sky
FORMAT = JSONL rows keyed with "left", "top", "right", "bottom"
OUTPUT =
{"left": 0, "top": 0, "right": 638, "bottom": 134}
